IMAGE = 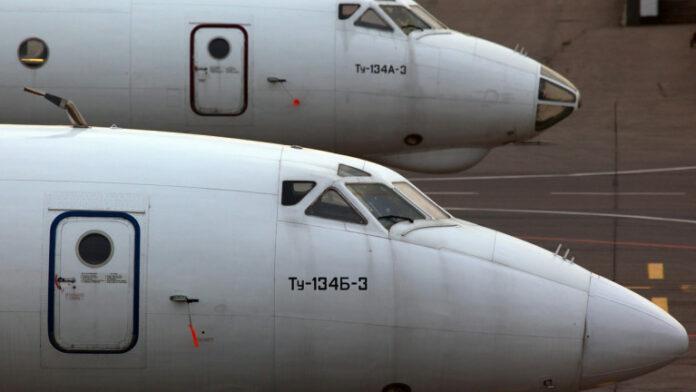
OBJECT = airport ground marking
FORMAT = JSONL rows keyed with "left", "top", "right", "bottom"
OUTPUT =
{"left": 447, "top": 207, "right": 696, "bottom": 226}
{"left": 515, "top": 236, "right": 696, "bottom": 251}
{"left": 648, "top": 263, "right": 665, "bottom": 280}
{"left": 651, "top": 297, "right": 669, "bottom": 313}
{"left": 550, "top": 192, "right": 686, "bottom": 196}
{"left": 411, "top": 165, "right": 696, "bottom": 182}
{"left": 426, "top": 191, "right": 479, "bottom": 196}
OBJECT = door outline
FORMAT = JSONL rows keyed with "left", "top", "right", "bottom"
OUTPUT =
{"left": 48, "top": 211, "right": 141, "bottom": 354}
{"left": 190, "top": 24, "right": 249, "bottom": 117}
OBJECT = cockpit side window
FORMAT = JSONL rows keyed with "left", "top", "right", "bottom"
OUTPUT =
{"left": 347, "top": 183, "right": 425, "bottom": 229}
{"left": 282, "top": 181, "right": 316, "bottom": 206}
{"left": 380, "top": 5, "right": 430, "bottom": 34}
{"left": 355, "top": 9, "right": 394, "bottom": 32}
{"left": 339, "top": 4, "right": 361, "bottom": 20}
{"left": 305, "top": 189, "right": 366, "bottom": 225}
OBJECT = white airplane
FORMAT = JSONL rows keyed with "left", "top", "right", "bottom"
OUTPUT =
{"left": 0, "top": 0, "right": 580, "bottom": 173}
{"left": 0, "top": 92, "right": 686, "bottom": 392}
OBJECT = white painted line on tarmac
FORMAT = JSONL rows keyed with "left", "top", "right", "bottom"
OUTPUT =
{"left": 446, "top": 207, "right": 696, "bottom": 225}
{"left": 550, "top": 192, "right": 687, "bottom": 196}
{"left": 411, "top": 166, "right": 696, "bottom": 182}
{"left": 426, "top": 192, "right": 480, "bottom": 196}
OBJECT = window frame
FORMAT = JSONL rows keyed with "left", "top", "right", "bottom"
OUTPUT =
{"left": 305, "top": 187, "right": 368, "bottom": 225}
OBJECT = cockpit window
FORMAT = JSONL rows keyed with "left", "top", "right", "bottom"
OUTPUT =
{"left": 536, "top": 105, "right": 574, "bottom": 131}
{"left": 539, "top": 79, "right": 576, "bottom": 103}
{"left": 339, "top": 4, "right": 361, "bottom": 20}
{"left": 541, "top": 65, "right": 577, "bottom": 92}
{"left": 306, "top": 189, "right": 366, "bottom": 225}
{"left": 410, "top": 5, "right": 447, "bottom": 30}
{"left": 338, "top": 164, "right": 371, "bottom": 178}
{"left": 347, "top": 183, "right": 425, "bottom": 229}
{"left": 536, "top": 65, "right": 578, "bottom": 131}
{"left": 282, "top": 181, "right": 316, "bottom": 206}
{"left": 393, "top": 182, "right": 450, "bottom": 219}
{"left": 355, "top": 9, "right": 394, "bottom": 32}
{"left": 380, "top": 5, "right": 430, "bottom": 34}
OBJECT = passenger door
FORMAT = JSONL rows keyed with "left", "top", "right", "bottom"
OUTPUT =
{"left": 190, "top": 25, "right": 248, "bottom": 116}
{"left": 49, "top": 212, "right": 140, "bottom": 353}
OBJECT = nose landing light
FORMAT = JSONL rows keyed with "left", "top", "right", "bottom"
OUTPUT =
{"left": 535, "top": 65, "right": 580, "bottom": 131}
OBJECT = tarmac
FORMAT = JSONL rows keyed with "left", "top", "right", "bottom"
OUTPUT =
{"left": 413, "top": 1, "right": 696, "bottom": 390}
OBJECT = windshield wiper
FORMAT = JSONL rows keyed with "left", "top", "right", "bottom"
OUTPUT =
{"left": 378, "top": 215, "right": 414, "bottom": 224}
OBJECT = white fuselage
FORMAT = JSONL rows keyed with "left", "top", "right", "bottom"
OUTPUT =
{"left": 0, "top": 125, "right": 686, "bottom": 392}
{"left": 0, "top": 0, "right": 580, "bottom": 173}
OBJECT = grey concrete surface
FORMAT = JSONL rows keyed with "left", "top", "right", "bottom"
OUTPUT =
{"left": 410, "top": 1, "right": 696, "bottom": 390}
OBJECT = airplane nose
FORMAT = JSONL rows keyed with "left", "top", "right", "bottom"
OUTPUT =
{"left": 580, "top": 275, "right": 689, "bottom": 389}
{"left": 535, "top": 65, "right": 581, "bottom": 132}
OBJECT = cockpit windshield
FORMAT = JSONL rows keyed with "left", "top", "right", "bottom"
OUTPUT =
{"left": 380, "top": 5, "right": 432, "bottom": 34}
{"left": 393, "top": 182, "right": 450, "bottom": 219}
{"left": 409, "top": 5, "right": 447, "bottom": 30}
{"left": 347, "top": 183, "right": 425, "bottom": 229}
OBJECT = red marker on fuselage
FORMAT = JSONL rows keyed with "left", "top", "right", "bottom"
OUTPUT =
{"left": 189, "top": 323, "right": 200, "bottom": 348}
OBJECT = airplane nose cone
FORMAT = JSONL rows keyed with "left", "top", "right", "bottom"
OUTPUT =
{"left": 580, "top": 276, "right": 689, "bottom": 389}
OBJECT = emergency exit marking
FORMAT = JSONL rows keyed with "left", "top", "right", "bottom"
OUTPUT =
{"left": 647, "top": 263, "right": 664, "bottom": 280}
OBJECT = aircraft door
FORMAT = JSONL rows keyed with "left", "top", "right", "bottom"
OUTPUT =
{"left": 49, "top": 212, "right": 140, "bottom": 353}
{"left": 191, "top": 25, "right": 248, "bottom": 116}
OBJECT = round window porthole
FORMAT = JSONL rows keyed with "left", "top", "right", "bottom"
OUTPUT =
{"left": 404, "top": 134, "right": 424, "bottom": 146}
{"left": 18, "top": 38, "right": 49, "bottom": 69}
{"left": 208, "top": 38, "right": 231, "bottom": 60}
{"left": 77, "top": 232, "right": 113, "bottom": 268}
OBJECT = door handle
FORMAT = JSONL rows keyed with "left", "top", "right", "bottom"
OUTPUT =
{"left": 170, "top": 295, "right": 199, "bottom": 304}
{"left": 55, "top": 275, "right": 76, "bottom": 290}
{"left": 194, "top": 66, "right": 208, "bottom": 82}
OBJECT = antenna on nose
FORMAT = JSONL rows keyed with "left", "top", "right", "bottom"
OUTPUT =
{"left": 24, "top": 87, "right": 89, "bottom": 128}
